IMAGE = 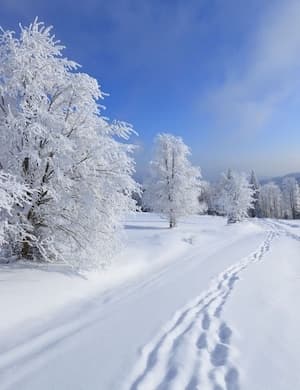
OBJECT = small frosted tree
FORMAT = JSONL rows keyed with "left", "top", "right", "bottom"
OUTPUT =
{"left": 0, "top": 19, "right": 138, "bottom": 267}
{"left": 259, "top": 183, "right": 283, "bottom": 218}
{"left": 218, "top": 170, "right": 254, "bottom": 224}
{"left": 282, "top": 177, "right": 300, "bottom": 219}
{"left": 143, "top": 133, "right": 202, "bottom": 228}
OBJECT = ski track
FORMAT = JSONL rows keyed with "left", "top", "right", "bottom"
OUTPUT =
{"left": 125, "top": 227, "right": 277, "bottom": 390}
{"left": 269, "top": 220, "right": 300, "bottom": 242}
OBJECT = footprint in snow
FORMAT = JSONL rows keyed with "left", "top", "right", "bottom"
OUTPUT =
{"left": 196, "top": 332, "right": 207, "bottom": 349}
{"left": 202, "top": 313, "right": 211, "bottom": 330}
{"left": 219, "top": 322, "right": 232, "bottom": 345}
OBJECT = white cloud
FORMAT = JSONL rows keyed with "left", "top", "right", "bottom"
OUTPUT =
{"left": 206, "top": 0, "right": 300, "bottom": 134}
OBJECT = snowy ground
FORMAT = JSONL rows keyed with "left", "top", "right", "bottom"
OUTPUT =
{"left": 0, "top": 214, "right": 299, "bottom": 389}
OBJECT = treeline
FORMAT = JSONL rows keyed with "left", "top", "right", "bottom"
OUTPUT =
{"left": 201, "top": 172, "right": 300, "bottom": 220}
{"left": 141, "top": 134, "right": 300, "bottom": 227}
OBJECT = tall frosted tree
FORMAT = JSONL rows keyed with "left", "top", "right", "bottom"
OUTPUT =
{"left": 143, "top": 133, "right": 202, "bottom": 228}
{"left": 0, "top": 19, "right": 138, "bottom": 267}
{"left": 259, "top": 183, "right": 283, "bottom": 218}
{"left": 218, "top": 170, "right": 254, "bottom": 224}
{"left": 198, "top": 180, "right": 210, "bottom": 214}
{"left": 249, "top": 170, "right": 260, "bottom": 217}
{"left": 282, "top": 177, "right": 300, "bottom": 219}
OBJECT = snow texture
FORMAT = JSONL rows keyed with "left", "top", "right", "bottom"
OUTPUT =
{"left": 1, "top": 213, "right": 299, "bottom": 389}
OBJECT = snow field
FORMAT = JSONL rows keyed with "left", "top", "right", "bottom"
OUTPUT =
{"left": 1, "top": 215, "right": 299, "bottom": 389}
{"left": 124, "top": 230, "right": 275, "bottom": 390}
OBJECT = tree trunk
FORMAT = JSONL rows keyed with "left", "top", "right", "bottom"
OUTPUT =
{"left": 227, "top": 214, "right": 237, "bottom": 224}
{"left": 21, "top": 239, "right": 32, "bottom": 259}
{"left": 169, "top": 214, "right": 176, "bottom": 228}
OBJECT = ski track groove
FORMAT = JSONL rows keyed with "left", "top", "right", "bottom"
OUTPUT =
{"left": 125, "top": 227, "right": 277, "bottom": 390}
{"left": 268, "top": 220, "right": 300, "bottom": 242}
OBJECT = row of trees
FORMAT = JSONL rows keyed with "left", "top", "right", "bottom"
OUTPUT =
{"left": 202, "top": 172, "right": 300, "bottom": 221}
{"left": 142, "top": 135, "right": 300, "bottom": 227}
{"left": 142, "top": 135, "right": 255, "bottom": 226}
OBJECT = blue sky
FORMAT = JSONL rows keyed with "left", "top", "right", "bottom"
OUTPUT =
{"left": 1, "top": 0, "right": 300, "bottom": 180}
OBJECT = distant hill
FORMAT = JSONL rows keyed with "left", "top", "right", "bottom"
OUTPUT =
{"left": 260, "top": 172, "right": 300, "bottom": 186}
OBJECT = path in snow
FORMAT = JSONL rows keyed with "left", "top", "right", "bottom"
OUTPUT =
{"left": 125, "top": 228, "right": 276, "bottom": 390}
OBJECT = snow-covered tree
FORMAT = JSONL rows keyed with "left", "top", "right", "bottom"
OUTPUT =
{"left": 248, "top": 170, "right": 260, "bottom": 217}
{"left": 0, "top": 172, "right": 31, "bottom": 248}
{"left": 198, "top": 180, "right": 210, "bottom": 215}
{"left": 143, "top": 133, "right": 202, "bottom": 228}
{"left": 198, "top": 180, "right": 222, "bottom": 216}
{"left": 282, "top": 177, "right": 300, "bottom": 219}
{"left": 0, "top": 19, "right": 138, "bottom": 267}
{"left": 259, "top": 183, "right": 283, "bottom": 218}
{"left": 218, "top": 170, "right": 254, "bottom": 224}
{"left": 203, "top": 181, "right": 223, "bottom": 216}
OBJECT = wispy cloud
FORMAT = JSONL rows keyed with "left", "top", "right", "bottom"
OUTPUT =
{"left": 76, "top": 0, "right": 208, "bottom": 73}
{"left": 206, "top": 0, "right": 300, "bottom": 134}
